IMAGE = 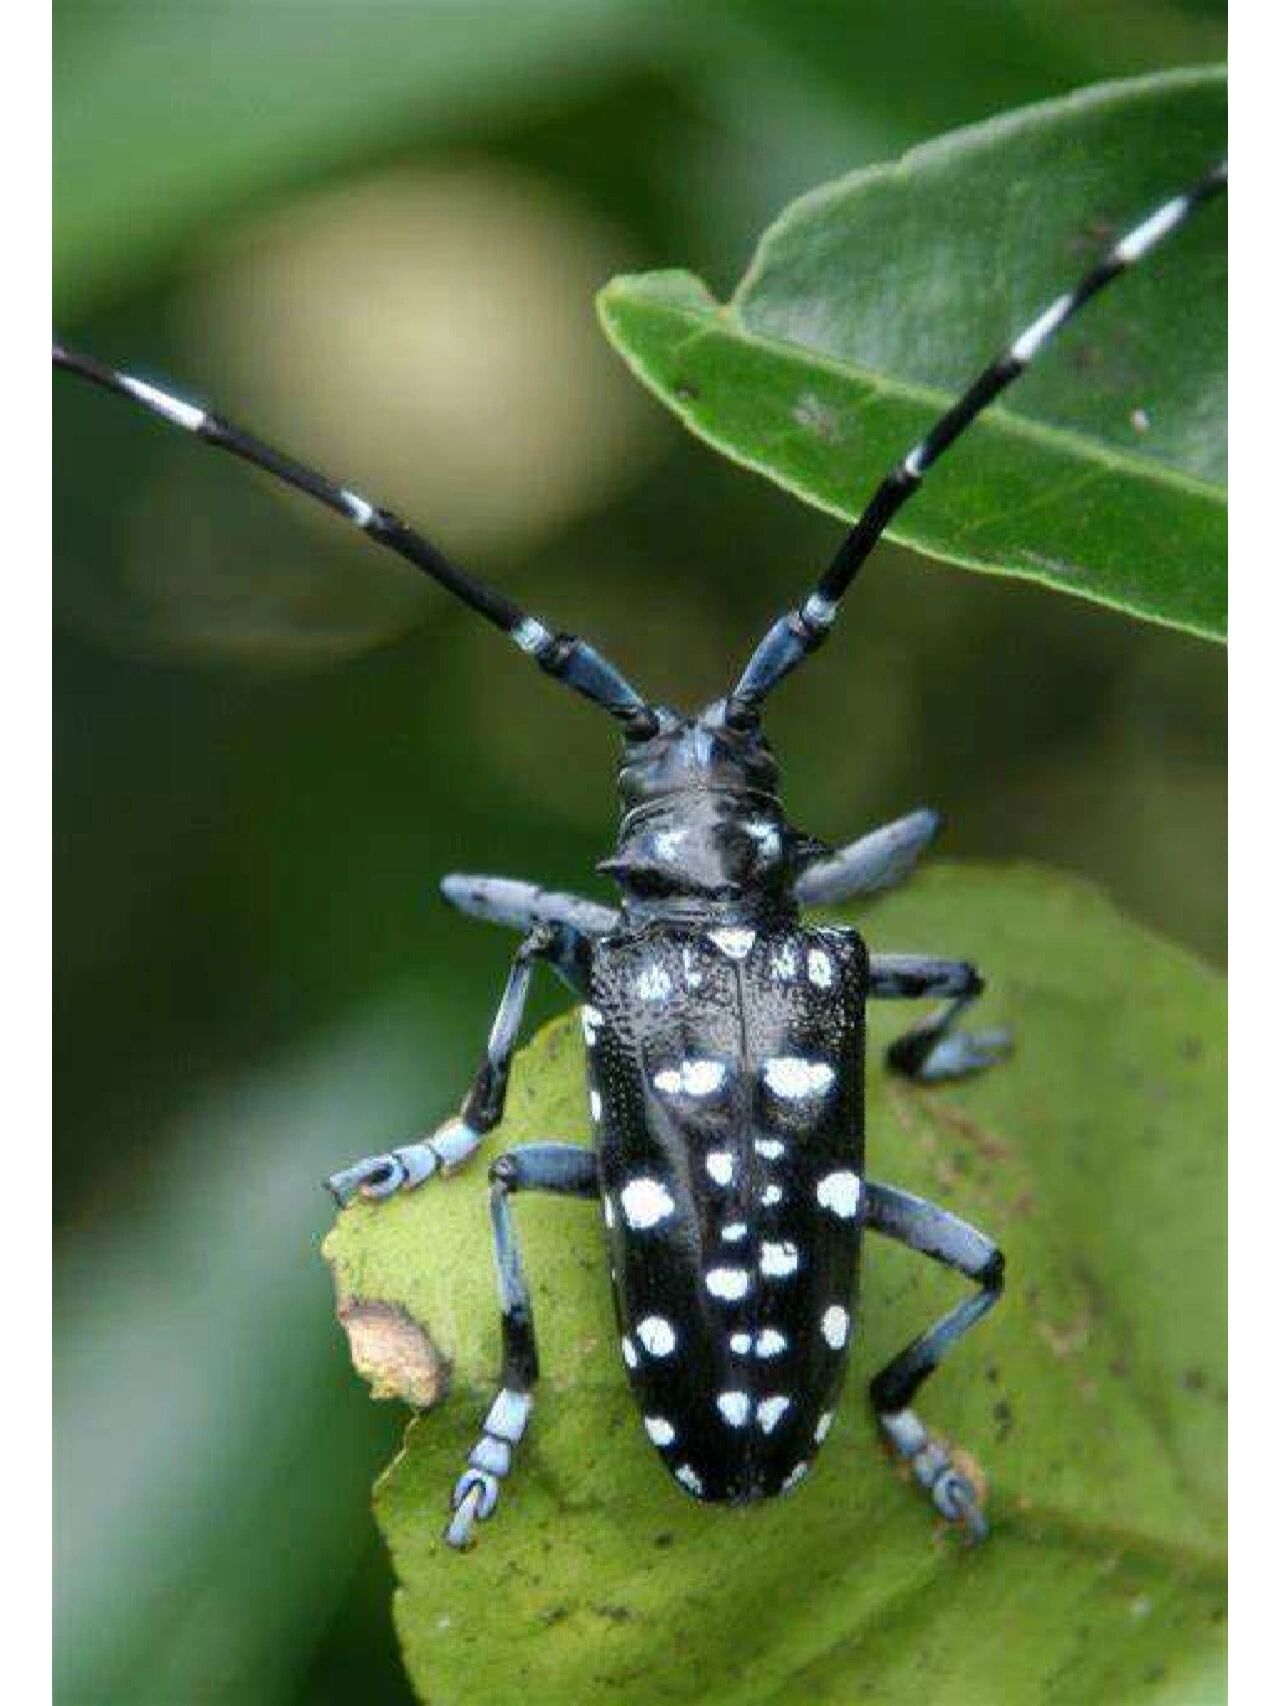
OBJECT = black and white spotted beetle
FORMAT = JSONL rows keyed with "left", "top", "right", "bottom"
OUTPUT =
{"left": 54, "top": 160, "right": 1226, "bottom": 1550}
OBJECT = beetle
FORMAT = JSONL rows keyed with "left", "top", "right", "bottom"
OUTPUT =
{"left": 54, "top": 159, "right": 1226, "bottom": 1550}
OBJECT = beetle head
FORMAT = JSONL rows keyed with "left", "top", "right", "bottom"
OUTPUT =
{"left": 600, "top": 700, "right": 825, "bottom": 909}
{"left": 614, "top": 697, "right": 777, "bottom": 809}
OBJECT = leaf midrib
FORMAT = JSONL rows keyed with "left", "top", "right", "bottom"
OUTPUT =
{"left": 603, "top": 278, "right": 1226, "bottom": 509}
{"left": 741, "top": 1509, "right": 1223, "bottom": 1706}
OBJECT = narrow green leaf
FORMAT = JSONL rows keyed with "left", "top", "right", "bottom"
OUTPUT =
{"left": 600, "top": 70, "right": 1226, "bottom": 639}
{"left": 324, "top": 863, "right": 1225, "bottom": 1705}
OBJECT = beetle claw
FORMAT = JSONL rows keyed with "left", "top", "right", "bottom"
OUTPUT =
{"left": 444, "top": 1470, "right": 499, "bottom": 1551}
{"left": 931, "top": 1466, "right": 988, "bottom": 1541}
{"left": 880, "top": 1407, "right": 989, "bottom": 1542}
{"left": 324, "top": 1151, "right": 406, "bottom": 1206}
{"left": 324, "top": 1123, "right": 482, "bottom": 1208}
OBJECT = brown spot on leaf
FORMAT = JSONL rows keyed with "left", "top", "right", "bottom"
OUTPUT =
{"left": 336, "top": 1296, "right": 450, "bottom": 1408}
{"left": 1036, "top": 1306, "right": 1093, "bottom": 1359}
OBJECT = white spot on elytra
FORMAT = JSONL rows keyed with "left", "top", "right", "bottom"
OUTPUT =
{"left": 717, "top": 1390, "right": 751, "bottom": 1428}
{"left": 636, "top": 963, "right": 672, "bottom": 1001}
{"left": 706, "top": 1150, "right": 735, "bottom": 1186}
{"left": 781, "top": 1461, "right": 809, "bottom": 1492}
{"left": 589, "top": 1089, "right": 603, "bottom": 1122}
{"left": 821, "top": 1305, "right": 850, "bottom": 1349}
{"left": 636, "top": 1315, "right": 677, "bottom": 1357}
{"left": 761, "top": 1241, "right": 800, "bottom": 1278}
{"left": 814, "top": 1411, "right": 835, "bottom": 1444}
{"left": 757, "top": 1396, "right": 792, "bottom": 1434}
{"left": 685, "top": 1059, "right": 727, "bottom": 1096}
{"left": 770, "top": 943, "right": 799, "bottom": 981}
{"left": 761, "top": 1183, "right": 784, "bottom": 1207}
{"left": 755, "top": 1328, "right": 787, "bottom": 1359}
{"left": 675, "top": 1463, "right": 703, "bottom": 1495}
{"left": 763, "top": 1057, "right": 835, "bottom": 1100}
{"left": 722, "top": 1221, "right": 747, "bottom": 1243}
{"left": 709, "top": 927, "right": 755, "bottom": 961}
{"left": 653, "top": 1059, "right": 728, "bottom": 1098}
{"left": 580, "top": 1004, "right": 602, "bottom": 1046}
{"left": 817, "top": 1170, "right": 861, "bottom": 1218}
{"left": 730, "top": 1331, "right": 752, "bottom": 1354}
{"left": 621, "top": 1335, "right": 638, "bottom": 1369}
{"left": 681, "top": 946, "right": 703, "bottom": 988}
{"left": 807, "top": 948, "right": 834, "bottom": 988}
{"left": 620, "top": 1177, "right": 675, "bottom": 1230}
{"left": 644, "top": 1415, "right": 675, "bottom": 1447}
{"left": 705, "top": 1266, "right": 752, "bottom": 1302}
{"left": 602, "top": 1194, "right": 615, "bottom": 1230}
{"left": 755, "top": 1138, "right": 785, "bottom": 1160}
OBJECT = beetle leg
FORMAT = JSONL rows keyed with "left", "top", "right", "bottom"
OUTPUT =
{"left": 868, "top": 953, "right": 1012, "bottom": 1082}
{"left": 864, "top": 1180, "right": 1005, "bottom": 1541}
{"left": 793, "top": 807, "right": 941, "bottom": 905}
{"left": 325, "top": 922, "right": 592, "bottom": 1205}
{"left": 441, "top": 871, "right": 618, "bottom": 939}
{"left": 445, "top": 1143, "right": 599, "bottom": 1551}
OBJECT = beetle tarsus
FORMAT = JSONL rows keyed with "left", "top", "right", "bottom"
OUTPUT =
{"left": 444, "top": 1474, "right": 494, "bottom": 1551}
{"left": 880, "top": 1407, "right": 989, "bottom": 1542}
{"left": 324, "top": 1119, "right": 481, "bottom": 1207}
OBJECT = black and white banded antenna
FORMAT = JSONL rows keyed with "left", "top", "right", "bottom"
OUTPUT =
{"left": 51, "top": 343, "right": 658, "bottom": 737}
{"left": 725, "top": 158, "right": 1228, "bottom": 722}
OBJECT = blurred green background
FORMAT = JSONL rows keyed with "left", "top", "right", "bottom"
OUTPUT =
{"left": 53, "top": 4, "right": 1226, "bottom": 1702}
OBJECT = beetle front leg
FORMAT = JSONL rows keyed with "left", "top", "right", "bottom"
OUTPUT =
{"left": 865, "top": 1181, "right": 1004, "bottom": 1540}
{"left": 794, "top": 807, "right": 941, "bottom": 905}
{"left": 446, "top": 1142, "right": 599, "bottom": 1550}
{"left": 325, "top": 922, "right": 590, "bottom": 1205}
{"left": 868, "top": 953, "right": 1012, "bottom": 1082}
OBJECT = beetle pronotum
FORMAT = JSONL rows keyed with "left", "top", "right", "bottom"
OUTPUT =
{"left": 54, "top": 158, "right": 1226, "bottom": 1549}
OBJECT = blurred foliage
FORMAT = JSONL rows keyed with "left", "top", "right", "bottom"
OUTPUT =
{"left": 604, "top": 71, "right": 1226, "bottom": 637}
{"left": 327, "top": 868, "right": 1225, "bottom": 1705}
{"left": 54, "top": 2, "right": 1225, "bottom": 1703}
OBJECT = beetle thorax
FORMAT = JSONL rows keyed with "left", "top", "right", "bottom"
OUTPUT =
{"left": 601, "top": 700, "right": 812, "bottom": 917}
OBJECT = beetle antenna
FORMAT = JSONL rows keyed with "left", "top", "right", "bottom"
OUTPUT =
{"left": 52, "top": 343, "right": 658, "bottom": 737}
{"left": 725, "top": 158, "right": 1227, "bottom": 720}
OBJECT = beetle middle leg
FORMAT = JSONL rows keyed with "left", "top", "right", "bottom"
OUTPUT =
{"left": 864, "top": 1180, "right": 1005, "bottom": 1540}
{"left": 869, "top": 952, "right": 1012, "bottom": 1082}
{"left": 446, "top": 1141, "right": 599, "bottom": 1549}
{"left": 325, "top": 920, "right": 592, "bottom": 1205}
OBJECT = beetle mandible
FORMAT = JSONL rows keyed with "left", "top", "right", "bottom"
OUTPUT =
{"left": 53, "top": 159, "right": 1226, "bottom": 1549}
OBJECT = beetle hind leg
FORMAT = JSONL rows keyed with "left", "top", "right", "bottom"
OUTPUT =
{"left": 868, "top": 953, "right": 1012, "bottom": 1083}
{"left": 864, "top": 1180, "right": 1005, "bottom": 1541}
{"left": 446, "top": 1142, "right": 599, "bottom": 1551}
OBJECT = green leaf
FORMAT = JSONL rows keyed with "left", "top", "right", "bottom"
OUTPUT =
{"left": 323, "top": 863, "right": 1225, "bottom": 1705}
{"left": 599, "top": 70, "right": 1226, "bottom": 640}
